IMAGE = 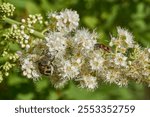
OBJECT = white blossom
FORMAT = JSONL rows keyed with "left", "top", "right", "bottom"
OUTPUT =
{"left": 59, "top": 59, "right": 80, "bottom": 79}
{"left": 80, "top": 75, "right": 97, "bottom": 90}
{"left": 106, "top": 70, "right": 128, "bottom": 86}
{"left": 45, "top": 31, "right": 67, "bottom": 57}
{"left": 89, "top": 51, "right": 104, "bottom": 71}
{"left": 20, "top": 54, "right": 40, "bottom": 80}
{"left": 106, "top": 71, "right": 118, "bottom": 83}
{"left": 49, "top": 9, "right": 79, "bottom": 32}
{"left": 117, "top": 27, "right": 134, "bottom": 48}
{"left": 59, "top": 9, "right": 79, "bottom": 32}
{"left": 114, "top": 53, "right": 127, "bottom": 67}
{"left": 73, "top": 29, "right": 97, "bottom": 54}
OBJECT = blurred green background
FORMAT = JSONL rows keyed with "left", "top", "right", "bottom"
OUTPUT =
{"left": 0, "top": 0, "right": 150, "bottom": 100}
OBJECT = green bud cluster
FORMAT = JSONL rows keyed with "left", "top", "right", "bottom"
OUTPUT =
{"left": 0, "top": 50, "right": 18, "bottom": 78}
{"left": 22, "top": 14, "right": 43, "bottom": 28}
{"left": 2, "top": 62, "right": 15, "bottom": 76}
{"left": 0, "top": 3, "right": 15, "bottom": 18}
{"left": 8, "top": 14, "right": 44, "bottom": 50}
{"left": 2, "top": 50, "right": 19, "bottom": 62}
{"left": 9, "top": 24, "right": 30, "bottom": 49}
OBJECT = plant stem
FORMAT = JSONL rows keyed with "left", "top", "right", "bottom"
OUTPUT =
{"left": 3, "top": 17, "right": 45, "bottom": 39}
{"left": 3, "top": 17, "right": 21, "bottom": 25}
{"left": 28, "top": 28, "right": 45, "bottom": 39}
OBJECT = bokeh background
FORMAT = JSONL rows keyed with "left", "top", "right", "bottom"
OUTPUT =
{"left": 0, "top": 0, "right": 150, "bottom": 100}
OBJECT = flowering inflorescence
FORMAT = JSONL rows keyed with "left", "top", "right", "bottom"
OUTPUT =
{"left": 0, "top": 3, "right": 150, "bottom": 90}
{"left": 48, "top": 9, "right": 79, "bottom": 32}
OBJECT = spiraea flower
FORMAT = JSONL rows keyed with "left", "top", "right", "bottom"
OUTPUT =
{"left": 109, "top": 27, "right": 135, "bottom": 53}
{"left": 73, "top": 29, "right": 97, "bottom": 55}
{"left": 20, "top": 54, "right": 41, "bottom": 80}
{"left": 17, "top": 10, "right": 150, "bottom": 89}
{"left": 58, "top": 59, "right": 80, "bottom": 80}
{"left": 117, "top": 27, "right": 134, "bottom": 48}
{"left": 48, "top": 9, "right": 79, "bottom": 32}
{"left": 114, "top": 53, "right": 127, "bottom": 67}
{"left": 105, "top": 69, "right": 128, "bottom": 87}
{"left": 45, "top": 31, "right": 67, "bottom": 57}
{"left": 89, "top": 51, "right": 104, "bottom": 71}
{"left": 126, "top": 46, "right": 150, "bottom": 81}
{"left": 1, "top": 2, "right": 150, "bottom": 90}
{"left": 79, "top": 75, "right": 98, "bottom": 90}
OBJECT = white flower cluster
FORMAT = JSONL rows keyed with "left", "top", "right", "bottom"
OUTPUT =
{"left": 19, "top": 54, "right": 41, "bottom": 80}
{"left": 109, "top": 27, "right": 134, "bottom": 53}
{"left": 102, "top": 28, "right": 150, "bottom": 87}
{"left": 45, "top": 31, "right": 67, "bottom": 57}
{"left": 73, "top": 29, "right": 97, "bottom": 55}
{"left": 126, "top": 46, "right": 150, "bottom": 83}
{"left": 79, "top": 75, "right": 98, "bottom": 89}
{"left": 18, "top": 9, "right": 150, "bottom": 90}
{"left": 114, "top": 53, "right": 127, "bottom": 67}
{"left": 59, "top": 59, "right": 80, "bottom": 79}
{"left": 89, "top": 51, "right": 104, "bottom": 71}
{"left": 48, "top": 9, "right": 79, "bottom": 32}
